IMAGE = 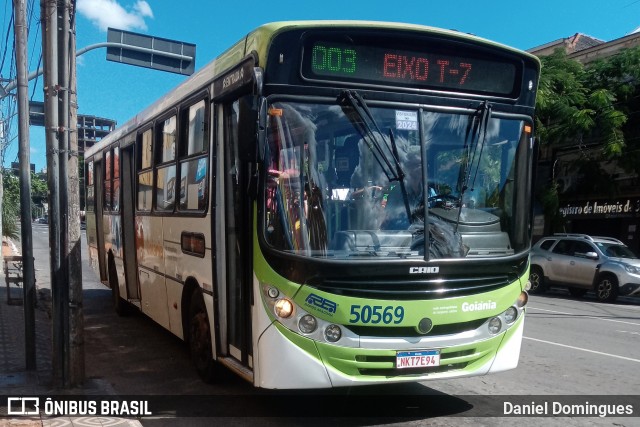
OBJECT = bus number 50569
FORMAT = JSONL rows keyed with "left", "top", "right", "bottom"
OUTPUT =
{"left": 349, "top": 305, "right": 405, "bottom": 324}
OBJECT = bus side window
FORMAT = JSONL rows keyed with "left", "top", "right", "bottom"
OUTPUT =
{"left": 155, "top": 115, "right": 177, "bottom": 212}
{"left": 104, "top": 150, "right": 112, "bottom": 211}
{"left": 112, "top": 147, "right": 120, "bottom": 212}
{"left": 137, "top": 128, "right": 153, "bottom": 212}
{"left": 179, "top": 99, "right": 209, "bottom": 211}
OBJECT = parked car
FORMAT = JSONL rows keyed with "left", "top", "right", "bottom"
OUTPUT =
{"left": 529, "top": 233, "right": 640, "bottom": 303}
{"left": 37, "top": 216, "right": 48, "bottom": 224}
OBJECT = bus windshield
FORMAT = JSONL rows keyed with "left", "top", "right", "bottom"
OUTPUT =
{"left": 263, "top": 99, "right": 531, "bottom": 259}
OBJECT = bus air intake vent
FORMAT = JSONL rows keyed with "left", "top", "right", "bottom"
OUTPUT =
{"left": 309, "top": 275, "right": 513, "bottom": 300}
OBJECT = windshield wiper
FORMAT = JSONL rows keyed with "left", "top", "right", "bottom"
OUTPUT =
{"left": 454, "top": 100, "right": 492, "bottom": 231}
{"left": 338, "top": 90, "right": 412, "bottom": 221}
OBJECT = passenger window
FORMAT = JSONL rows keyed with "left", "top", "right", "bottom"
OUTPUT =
{"left": 140, "top": 129, "right": 153, "bottom": 169}
{"left": 137, "top": 128, "right": 153, "bottom": 212}
{"left": 155, "top": 115, "right": 177, "bottom": 212}
{"left": 137, "top": 171, "right": 153, "bottom": 211}
{"left": 178, "top": 98, "right": 209, "bottom": 212}
{"left": 160, "top": 116, "right": 177, "bottom": 162}
{"left": 186, "top": 100, "right": 206, "bottom": 155}
{"left": 104, "top": 150, "right": 112, "bottom": 211}
{"left": 156, "top": 165, "right": 177, "bottom": 211}
{"left": 179, "top": 158, "right": 208, "bottom": 210}
{"left": 112, "top": 147, "right": 120, "bottom": 212}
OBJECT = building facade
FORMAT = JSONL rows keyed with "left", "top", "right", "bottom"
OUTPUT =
{"left": 529, "top": 31, "right": 640, "bottom": 253}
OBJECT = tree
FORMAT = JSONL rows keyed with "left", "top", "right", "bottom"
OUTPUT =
{"left": 534, "top": 49, "right": 630, "bottom": 232}
{"left": 585, "top": 46, "right": 640, "bottom": 169}
{"left": 1, "top": 171, "right": 49, "bottom": 239}
{"left": 536, "top": 49, "right": 626, "bottom": 156}
{"left": 2, "top": 173, "right": 21, "bottom": 240}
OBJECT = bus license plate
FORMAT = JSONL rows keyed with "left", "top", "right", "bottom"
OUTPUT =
{"left": 396, "top": 350, "right": 440, "bottom": 369}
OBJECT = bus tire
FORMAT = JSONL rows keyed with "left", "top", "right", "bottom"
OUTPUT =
{"left": 109, "top": 258, "right": 130, "bottom": 316}
{"left": 189, "top": 289, "right": 217, "bottom": 383}
{"left": 528, "top": 266, "right": 546, "bottom": 294}
{"left": 594, "top": 274, "right": 619, "bottom": 303}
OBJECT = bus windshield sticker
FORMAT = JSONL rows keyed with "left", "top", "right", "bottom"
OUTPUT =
{"left": 396, "top": 110, "right": 418, "bottom": 130}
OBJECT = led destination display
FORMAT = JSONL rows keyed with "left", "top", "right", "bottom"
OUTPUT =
{"left": 303, "top": 40, "right": 519, "bottom": 96}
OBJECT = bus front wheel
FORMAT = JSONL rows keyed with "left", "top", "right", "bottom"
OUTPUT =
{"left": 189, "top": 290, "right": 218, "bottom": 382}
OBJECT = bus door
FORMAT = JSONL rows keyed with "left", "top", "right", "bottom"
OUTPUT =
{"left": 218, "top": 100, "right": 254, "bottom": 371}
{"left": 120, "top": 144, "right": 140, "bottom": 300}
{"left": 94, "top": 159, "right": 107, "bottom": 282}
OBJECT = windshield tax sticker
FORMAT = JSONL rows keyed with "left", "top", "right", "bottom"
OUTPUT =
{"left": 396, "top": 110, "right": 418, "bottom": 130}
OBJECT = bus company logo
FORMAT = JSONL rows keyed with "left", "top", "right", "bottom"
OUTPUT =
{"left": 409, "top": 266, "right": 439, "bottom": 274}
{"left": 461, "top": 300, "right": 497, "bottom": 312}
{"left": 222, "top": 68, "right": 244, "bottom": 90}
{"left": 305, "top": 293, "right": 337, "bottom": 315}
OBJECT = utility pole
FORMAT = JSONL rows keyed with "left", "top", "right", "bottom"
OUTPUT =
{"left": 13, "top": 0, "right": 37, "bottom": 369}
{"left": 66, "top": 0, "right": 85, "bottom": 386}
{"left": 42, "top": 0, "right": 64, "bottom": 387}
{"left": 41, "top": 0, "right": 83, "bottom": 388}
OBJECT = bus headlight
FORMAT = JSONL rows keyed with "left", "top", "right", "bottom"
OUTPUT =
{"left": 504, "top": 306, "right": 518, "bottom": 324}
{"left": 274, "top": 298, "right": 294, "bottom": 318}
{"left": 517, "top": 291, "right": 528, "bottom": 308}
{"left": 324, "top": 324, "right": 342, "bottom": 342}
{"left": 488, "top": 317, "right": 502, "bottom": 334}
{"left": 298, "top": 314, "right": 318, "bottom": 334}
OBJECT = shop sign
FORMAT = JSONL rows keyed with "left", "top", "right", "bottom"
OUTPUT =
{"left": 559, "top": 198, "right": 640, "bottom": 218}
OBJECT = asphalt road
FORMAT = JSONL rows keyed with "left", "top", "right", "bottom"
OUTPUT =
{"left": 29, "top": 223, "right": 640, "bottom": 426}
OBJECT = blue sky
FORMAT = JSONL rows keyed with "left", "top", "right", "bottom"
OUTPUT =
{"left": 4, "top": 0, "right": 640, "bottom": 171}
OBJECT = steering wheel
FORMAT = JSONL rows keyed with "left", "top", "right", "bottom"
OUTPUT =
{"left": 427, "top": 193, "right": 459, "bottom": 209}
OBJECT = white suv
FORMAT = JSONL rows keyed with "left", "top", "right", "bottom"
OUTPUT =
{"left": 529, "top": 233, "right": 640, "bottom": 303}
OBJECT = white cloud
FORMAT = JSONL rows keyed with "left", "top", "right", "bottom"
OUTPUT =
{"left": 77, "top": 0, "right": 154, "bottom": 32}
{"left": 133, "top": 1, "right": 153, "bottom": 18}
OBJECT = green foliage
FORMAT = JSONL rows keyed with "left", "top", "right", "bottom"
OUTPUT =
{"left": 535, "top": 49, "right": 627, "bottom": 156}
{"left": 1, "top": 171, "right": 49, "bottom": 239}
{"left": 2, "top": 174, "right": 20, "bottom": 240}
{"left": 534, "top": 47, "right": 640, "bottom": 232}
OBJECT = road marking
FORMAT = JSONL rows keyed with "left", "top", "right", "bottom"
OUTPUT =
{"left": 617, "top": 330, "right": 640, "bottom": 336}
{"left": 523, "top": 336, "right": 640, "bottom": 363}
{"left": 528, "top": 306, "right": 640, "bottom": 327}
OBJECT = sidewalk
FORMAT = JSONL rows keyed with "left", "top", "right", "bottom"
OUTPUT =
{"left": 0, "top": 237, "right": 142, "bottom": 427}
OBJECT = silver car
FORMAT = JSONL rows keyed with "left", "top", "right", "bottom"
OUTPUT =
{"left": 529, "top": 233, "right": 640, "bottom": 303}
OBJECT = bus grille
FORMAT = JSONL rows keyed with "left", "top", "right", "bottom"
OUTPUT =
{"left": 310, "top": 275, "right": 513, "bottom": 300}
{"left": 345, "top": 318, "right": 487, "bottom": 337}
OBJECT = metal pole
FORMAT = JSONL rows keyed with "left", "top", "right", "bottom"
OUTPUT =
{"left": 13, "top": 0, "right": 36, "bottom": 370}
{"left": 41, "top": 0, "right": 63, "bottom": 388}
{"left": 1, "top": 42, "right": 194, "bottom": 100}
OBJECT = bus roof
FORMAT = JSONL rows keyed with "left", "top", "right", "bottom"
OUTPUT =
{"left": 85, "top": 20, "right": 539, "bottom": 159}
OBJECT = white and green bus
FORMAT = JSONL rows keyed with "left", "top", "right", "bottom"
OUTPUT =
{"left": 84, "top": 21, "right": 539, "bottom": 389}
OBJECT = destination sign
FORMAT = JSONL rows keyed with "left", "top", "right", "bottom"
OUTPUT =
{"left": 302, "top": 40, "right": 519, "bottom": 96}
